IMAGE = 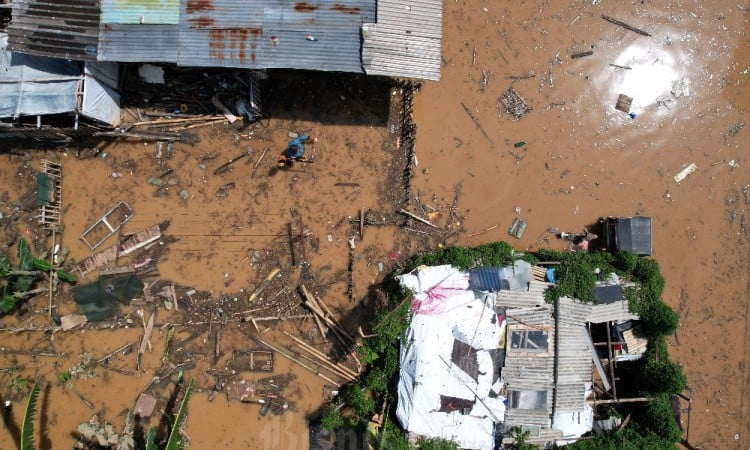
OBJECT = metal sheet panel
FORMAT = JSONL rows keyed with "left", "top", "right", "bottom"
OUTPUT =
{"left": 98, "top": 24, "right": 180, "bottom": 62}
{"left": 102, "top": 0, "right": 180, "bottom": 24}
{"left": 178, "top": 0, "right": 373, "bottom": 72}
{"left": 82, "top": 62, "right": 121, "bottom": 125}
{"left": 8, "top": 0, "right": 101, "bottom": 60}
{"left": 362, "top": 0, "right": 443, "bottom": 80}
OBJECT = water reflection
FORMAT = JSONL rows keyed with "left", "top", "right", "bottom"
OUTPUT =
{"left": 605, "top": 41, "right": 683, "bottom": 117}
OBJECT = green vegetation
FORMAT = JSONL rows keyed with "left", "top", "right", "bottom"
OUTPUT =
{"left": 407, "top": 241, "right": 531, "bottom": 270}
{"left": 507, "top": 427, "right": 537, "bottom": 450}
{"left": 416, "top": 436, "right": 459, "bottom": 450}
{"left": 21, "top": 382, "right": 40, "bottom": 450}
{"left": 325, "top": 242, "right": 685, "bottom": 449}
{"left": 1, "top": 238, "right": 76, "bottom": 314}
{"left": 165, "top": 377, "right": 196, "bottom": 450}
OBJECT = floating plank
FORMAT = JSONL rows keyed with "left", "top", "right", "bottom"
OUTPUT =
{"left": 673, "top": 163, "right": 697, "bottom": 184}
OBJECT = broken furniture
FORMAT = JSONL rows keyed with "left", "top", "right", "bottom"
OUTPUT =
{"left": 80, "top": 200, "right": 134, "bottom": 250}
{"left": 233, "top": 350, "right": 274, "bottom": 372}
{"left": 77, "top": 224, "right": 161, "bottom": 277}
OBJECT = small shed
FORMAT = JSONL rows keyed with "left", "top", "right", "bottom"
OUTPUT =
{"left": 0, "top": 32, "right": 121, "bottom": 126}
{"left": 600, "top": 216, "right": 652, "bottom": 256}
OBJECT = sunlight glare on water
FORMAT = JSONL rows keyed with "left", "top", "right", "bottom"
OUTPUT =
{"left": 608, "top": 42, "right": 681, "bottom": 115}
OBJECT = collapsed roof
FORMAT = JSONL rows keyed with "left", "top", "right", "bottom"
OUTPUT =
{"left": 396, "top": 262, "right": 642, "bottom": 448}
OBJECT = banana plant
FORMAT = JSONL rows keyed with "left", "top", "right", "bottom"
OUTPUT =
{"left": 21, "top": 382, "right": 41, "bottom": 450}
{"left": 1, "top": 238, "right": 76, "bottom": 313}
{"left": 144, "top": 376, "right": 196, "bottom": 450}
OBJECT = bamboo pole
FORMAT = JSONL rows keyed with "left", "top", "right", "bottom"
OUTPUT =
{"left": 253, "top": 337, "right": 338, "bottom": 385}
{"left": 282, "top": 331, "right": 358, "bottom": 379}
{"left": 398, "top": 209, "right": 438, "bottom": 228}
{"left": 293, "top": 350, "right": 355, "bottom": 383}
{"left": 253, "top": 148, "right": 268, "bottom": 170}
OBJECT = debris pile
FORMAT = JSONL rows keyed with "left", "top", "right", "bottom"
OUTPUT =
{"left": 499, "top": 87, "right": 532, "bottom": 120}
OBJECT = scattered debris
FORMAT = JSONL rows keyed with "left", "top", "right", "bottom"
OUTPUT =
{"left": 460, "top": 102, "right": 494, "bottom": 144}
{"left": 233, "top": 350, "right": 274, "bottom": 372}
{"left": 609, "top": 64, "right": 632, "bottom": 70}
{"left": 60, "top": 314, "right": 88, "bottom": 331}
{"left": 601, "top": 14, "right": 652, "bottom": 37}
{"left": 398, "top": 209, "right": 438, "bottom": 229}
{"left": 508, "top": 218, "right": 527, "bottom": 239}
{"left": 674, "top": 163, "right": 697, "bottom": 184}
{"left": 134, "top": 393, "right": 158, "bottom": 418}
{"left": 79, "top": 201, "right": 135, "bottom": 250}
{"left": 615, "top": 94, "right": 633, "bottom": 114}
{"left": 499, "top": 87, "right": 532, "bottom": 120}
{"left": 671, "top": 78, "right": 690, "bottom": 98}
{"left": 570, "top": 50, "right": 594, "bottom": 59}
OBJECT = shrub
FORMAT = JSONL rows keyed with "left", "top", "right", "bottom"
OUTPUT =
{"left": 633, "top": 258, "right": 665, "bottom": 299}
{"left": 639, "top": 336, "right": 687, "bottom": 395}
{"left": 416, "top": 436, "right": 459, "bottom": 450}
{"left": 321, "top": 404, "right": 344, "bottom": 432}
{"left": 612, "top": 251, "right": 640, "bottom": 273}
{"left": 639, "top": 299, "right": 679, "bottom": 336}
{"left": 379, "top": 420, "right": 410, "bottom": 450}
{"left": 635, "top": 394, "right": 683, "bottom": 444}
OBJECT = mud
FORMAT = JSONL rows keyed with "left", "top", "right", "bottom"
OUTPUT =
{"left": 0, "top": 1, "right": 749, "bottom": 449}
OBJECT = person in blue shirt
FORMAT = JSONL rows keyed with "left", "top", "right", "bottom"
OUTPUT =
{"left": 278, "top": 134, "right": 310, "bottom": 167}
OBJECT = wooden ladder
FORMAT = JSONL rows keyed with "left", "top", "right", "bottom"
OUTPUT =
{"left": 38, "top": 160, "right": 62, "bottom": 230}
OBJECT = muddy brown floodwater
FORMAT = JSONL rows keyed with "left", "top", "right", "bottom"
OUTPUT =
{"left": 1, "top": 1, "right": 749, "bottom": 449}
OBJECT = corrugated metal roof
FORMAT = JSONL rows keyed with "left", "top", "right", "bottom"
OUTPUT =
{"left": 102, "top": 0, "right": 180, "bottom": 25}
{"left": 588, "top": 300, "right": 639, "bottom": 324}
{"left": 8, "top": 0, "right": 101, "bottom": 60}
{"left": 362, "top": 0, "right": 442, "bottom": 80}
{"left": 615, "top": 216, "right": 652, "bottom": 255}
{"left": 8, "top": 0, "right": 440, "bottom": 79}
{"left": 98, "top": 24, "right": 180, "bottom": 62}
{"left": 175, "top": 0, "right": 374, "bottom": 71}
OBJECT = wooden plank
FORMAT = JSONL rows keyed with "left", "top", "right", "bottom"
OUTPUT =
{"left": 77, "top": 224, "right": 161, "bottom": 276}
{"left": 584, "top": 325, "right": 611, "bottom": 391}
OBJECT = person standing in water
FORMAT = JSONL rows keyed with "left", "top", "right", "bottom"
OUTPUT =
{"left": 278, "top": 134, "right": 311, "bottom": 168}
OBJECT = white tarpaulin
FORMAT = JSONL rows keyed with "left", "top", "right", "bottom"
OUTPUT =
{"left": 82, "top": 62, "right": 121, "bottom": 126}
{"left": 396, "top": 265, "right": 505, "bottom": 450}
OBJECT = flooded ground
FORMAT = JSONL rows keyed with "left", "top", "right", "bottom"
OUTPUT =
{"left": 1, "top": 1, "right": 749, "bottom": 449}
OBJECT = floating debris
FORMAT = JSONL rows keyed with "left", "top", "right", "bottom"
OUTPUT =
{"left": 673, "top": 163, "right": 697, "bottom": 184}
{"left": 499, "top": 87, "right": 532, "bottom": 120}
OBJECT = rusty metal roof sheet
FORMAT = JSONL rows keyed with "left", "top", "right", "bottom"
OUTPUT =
{"left": 8, "top": 0, "right": 441, "bottom": 79}
{"left": 7, "top": 0, "right": 101, "bottom": 60}
{"left": 176, "top": 0, "right": 374, "bottom": 71}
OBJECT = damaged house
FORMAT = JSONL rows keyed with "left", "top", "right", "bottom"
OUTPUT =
{"left": 396, "top": 260, "right": 647, "bottom": 449}
{"left": 2, "top": 0, "right": 441, "bottom": 128}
